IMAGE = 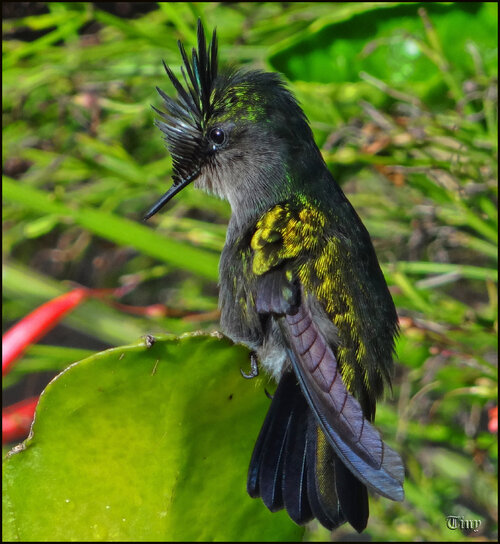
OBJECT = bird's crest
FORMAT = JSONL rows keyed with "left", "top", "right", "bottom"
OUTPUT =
{"left": 153, "top": 20, "right": 218, "bottom": 185}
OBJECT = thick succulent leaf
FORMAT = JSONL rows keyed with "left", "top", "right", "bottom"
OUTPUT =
{"left": 2, "top": 333, "right": 303, "bottom": 542}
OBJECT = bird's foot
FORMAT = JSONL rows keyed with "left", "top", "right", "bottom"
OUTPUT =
{"left": 240, "top": 352, "right": 259, "bottom": 379}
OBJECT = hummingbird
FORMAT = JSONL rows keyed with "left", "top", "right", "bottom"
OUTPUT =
{"left": 145, "top": 20, "right": 404, "bottom": 533}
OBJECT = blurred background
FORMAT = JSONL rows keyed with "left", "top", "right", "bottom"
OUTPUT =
{"left": 2, "top": 2, "right": 497, "bottom": 541}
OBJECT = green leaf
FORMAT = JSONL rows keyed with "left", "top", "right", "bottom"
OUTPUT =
{"left": 269, "top": 3, "right": 497, "bottom": 92}
{"left": 2, "top": 176, "right": 219, "bottom": 281}
{"left": 2, "top": 261, "right": 149, "bottom": 346}
{"left": 2, "top": 334, "right": 303, "bottom": 542}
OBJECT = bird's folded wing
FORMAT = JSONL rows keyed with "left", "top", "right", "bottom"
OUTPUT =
{"left": 251, "top": 202, "right": 404, "bottom": 501}
{"left": 279, "top": 302, "right": 404, "bottom": 501}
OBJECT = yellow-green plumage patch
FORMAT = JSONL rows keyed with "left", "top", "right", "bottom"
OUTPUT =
{"left": 250, "top": 200, "right": 372, "bottom": 394}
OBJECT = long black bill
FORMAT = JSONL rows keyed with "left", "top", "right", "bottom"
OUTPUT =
{"left": 143, "top": 170, "right": 199, "bottom": 221}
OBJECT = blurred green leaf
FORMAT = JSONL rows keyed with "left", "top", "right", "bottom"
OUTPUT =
{"left": 270, "top": 3, "right": 497, "bottom": 99}
{"left": 3, "top": 176, "right": 219, "bottom": 281}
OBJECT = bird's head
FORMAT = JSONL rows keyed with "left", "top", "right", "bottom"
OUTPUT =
{"left": 145, "top": 20, "right": 323, "bottom": 224}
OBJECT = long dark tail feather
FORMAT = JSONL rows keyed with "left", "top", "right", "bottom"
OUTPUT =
{"left": 247, "top": 371, "right": 297, "bottom": 511}
{"left": 305, "top": 420, "right": 344, "bottom": 530}
{"left": 282, "top": 380, "right": 312, "bottom": 525}
{"left": 248, "top": 371, "right": 369, "bottom": 532}
{"left": 334, "top": 455, "right": 369, "bottom": 533}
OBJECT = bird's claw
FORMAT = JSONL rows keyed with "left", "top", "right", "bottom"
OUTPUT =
{"left": 240, "top": 352, "right": 259, "bottom": 379}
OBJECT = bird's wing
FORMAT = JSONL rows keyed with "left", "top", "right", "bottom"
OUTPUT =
{"left": 250, "top": 202, "right": 404, "bottom": 501}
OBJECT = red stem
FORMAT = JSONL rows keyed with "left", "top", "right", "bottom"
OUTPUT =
{"left": 2, "top": 288, "right": 89, "bottom": 376}
{"left": 2, "top": 396, "right": 39, "bottom": 444}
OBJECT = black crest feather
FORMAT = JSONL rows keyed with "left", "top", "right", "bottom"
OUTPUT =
{"left": 154, "top": 19, "right": 218, "bottom": 185}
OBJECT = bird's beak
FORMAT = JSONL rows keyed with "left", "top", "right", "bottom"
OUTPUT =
{"left": 143, "top": 170, "right": 199, "bottom": 221}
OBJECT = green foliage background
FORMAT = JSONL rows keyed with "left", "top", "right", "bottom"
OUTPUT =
{"left": 2, "top": 2, "right": 498, "bottom": 541}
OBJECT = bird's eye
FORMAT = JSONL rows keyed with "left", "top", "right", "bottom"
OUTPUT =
{"left": 209, "top": 127, "right": 226, "bottom": 146}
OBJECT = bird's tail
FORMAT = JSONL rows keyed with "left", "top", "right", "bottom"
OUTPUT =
{"left": 247, "top": 370, "right": 368, "bottom": 532}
